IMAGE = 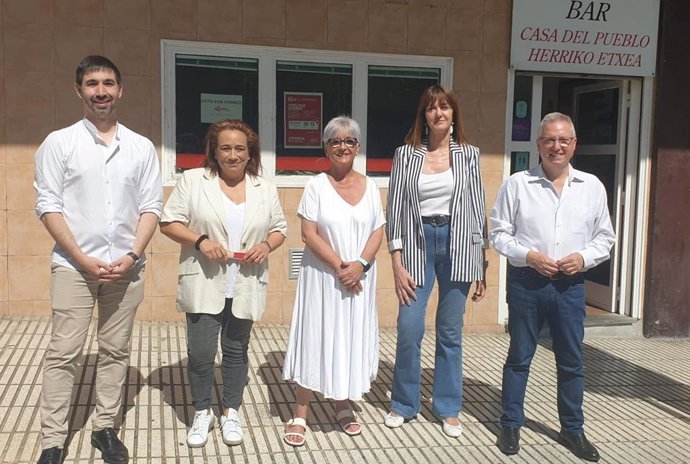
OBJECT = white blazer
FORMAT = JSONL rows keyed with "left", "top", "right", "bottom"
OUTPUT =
{"left": 161, "top": 168, "right": 287, "bottom": 320}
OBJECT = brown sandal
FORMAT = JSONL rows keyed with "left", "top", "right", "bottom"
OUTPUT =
{"left": 336, "top": 409, "right": 362, "bottom": 436}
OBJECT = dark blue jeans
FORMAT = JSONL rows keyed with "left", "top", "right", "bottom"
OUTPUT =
{"left": 391, "top": 223, "right": 471, "bottom": 419}
{"left": 186, "top": 299, "right": 253, "bottom": 411}
{"left": 501, "top": 266, "right": 586, "bottom": 433}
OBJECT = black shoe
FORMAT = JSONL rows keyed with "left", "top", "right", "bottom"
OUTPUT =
{"left": 91, "top": 428, "right": 129, "bottom": 464}
{"left": 559, "top": 431, "right": 600, "bottom": 462}
{"left": 37, "top": 447, "right": 63, "bottom": 464}
{"left": 497, "top": 426, "right": 521, "bottom": 455}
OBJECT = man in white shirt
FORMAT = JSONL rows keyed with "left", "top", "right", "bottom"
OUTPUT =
{"left": 490, "top": 112, "right": 615, "bottom": 462}
{"left": 33, "top": 56, "right": 162, "bottom": 464}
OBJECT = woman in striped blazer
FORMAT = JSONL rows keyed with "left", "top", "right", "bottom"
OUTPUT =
{"left": 383, "top": 84, "right": 487, "bottom": 438}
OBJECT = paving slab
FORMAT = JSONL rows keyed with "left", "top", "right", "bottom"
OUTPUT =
{"left": 0, "top": 317, "right": 688, "bottom": 463}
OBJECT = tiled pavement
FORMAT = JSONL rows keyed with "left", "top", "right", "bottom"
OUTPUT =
{"left": 1, "top": 317, "right": 689, "bottom": 464}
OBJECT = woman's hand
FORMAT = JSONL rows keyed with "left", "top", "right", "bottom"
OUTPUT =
{"left": 243, "top": 241, "right": 271, "bottom": 265}
{"left": 471, "top": 280, "right": 486, "bottom": 302}
{"left": 199, "top": 238, "right": 230, "bottom": 262}
{"left": 337, "top": 261, "right": 364, "bottom": 289}
{"left": 393, "top": 263, "right": 417, "bottom": 306}
{"left": 349, "top": 281, "right": 363, "bottom": 295}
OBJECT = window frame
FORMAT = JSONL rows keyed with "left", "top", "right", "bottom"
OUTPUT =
{"left": 161, "top": 40, "right": 453, "bottom": 187}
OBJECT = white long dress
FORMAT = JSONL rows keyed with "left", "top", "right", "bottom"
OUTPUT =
{"left": 283, "top": 173, "right": 386, "bottom": 401}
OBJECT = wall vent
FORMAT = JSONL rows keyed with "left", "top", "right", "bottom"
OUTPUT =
{"left": 288, "top": 248, "right": 304, "bottom": 279}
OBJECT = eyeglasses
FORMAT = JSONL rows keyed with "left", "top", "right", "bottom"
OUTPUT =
{"left": 539, "top": 137, "right": 576, "bottom": 147}
{"left": 326, "top": 137, "right": 358, "bottom": 149}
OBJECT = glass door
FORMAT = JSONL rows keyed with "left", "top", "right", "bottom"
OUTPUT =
{"left": 572, "top": 82, "right": 627, "bottom": 311}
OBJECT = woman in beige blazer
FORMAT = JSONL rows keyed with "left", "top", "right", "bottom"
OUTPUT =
{"left": 160, "top": 120, "right": 287, "bottom": 449}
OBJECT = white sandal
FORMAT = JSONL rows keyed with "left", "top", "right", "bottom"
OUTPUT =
{"left": 336, "top": 409, "right": 362, "bottom": 436}
{"left": 283, "top": 417, "right": 309, "bottom": 447}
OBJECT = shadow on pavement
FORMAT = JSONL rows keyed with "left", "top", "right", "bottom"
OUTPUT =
{"left": 64, "top": 354, "right": 144, "bottom": 451}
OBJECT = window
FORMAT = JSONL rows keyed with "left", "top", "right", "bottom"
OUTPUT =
{"left": 511, "top": 75, "right": 533, "bottom": 142}
{"left": 162, "top": 41, "right": 452, "bottom": 186}
{"left": 275, "top": 61, "right": 353, "bottom": 174}
{"left": 366, "top": 66, "right": 440, "bottom": 174}
{"left": 174, "top": 55, "right": 258, "bottom": 171}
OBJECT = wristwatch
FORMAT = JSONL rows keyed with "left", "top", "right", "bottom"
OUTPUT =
{"left": 356, "top": 256, "right": 371, "bottom": 272}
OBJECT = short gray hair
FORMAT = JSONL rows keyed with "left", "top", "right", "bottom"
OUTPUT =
{"left": 538, "top": 112, "right": 576, "bottom": 138}
{"left": 323, "top": 116, "right": 361, "bottom": 142}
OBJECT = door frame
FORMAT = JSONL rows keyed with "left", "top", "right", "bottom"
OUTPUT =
{"left": 497, "top": 70, "right": 652, "bottom": 324}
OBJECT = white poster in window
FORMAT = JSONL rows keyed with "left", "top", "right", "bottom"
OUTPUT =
{"left": 284, "top": 92, "right": 323, "bottom": 148}
{"left": 510, "top": 0, "right": 660, "bottom": 77}
{"left": 200, "top": 93, "right": 242, "bottom": 123}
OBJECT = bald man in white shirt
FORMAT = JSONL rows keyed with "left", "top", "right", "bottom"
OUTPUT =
{"left": 490, "top": 112, "right": 615, "bottom": 462}
{"left": 33, "top": 56, "right": 162, "bottom": 464}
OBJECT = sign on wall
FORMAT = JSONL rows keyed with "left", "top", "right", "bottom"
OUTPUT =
{"left": 511, "top": 0, "right": 660, "bottom": 77}
{"left": 284, "top": 92, "right": 323, "bottom": 149}
{"left": 200, "top": 94, "right": 242, "bottom": 123}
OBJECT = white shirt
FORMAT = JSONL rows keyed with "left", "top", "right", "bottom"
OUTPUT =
{"left": 418, "top": 168, "right": 453, "bottom": 216}
{"left": 489, "top": 164, "right": 615, "bottom": 270}
{"left": 223, "top": 195, "right": 245, "bottom": 298}
{"left": 34, "top": 118, "right": 163, "bottom": 270}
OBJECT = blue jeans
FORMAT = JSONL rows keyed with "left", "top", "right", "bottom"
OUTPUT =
{"left": 501, "top": 266, "right": 586, "bottom": 433}
{"left": 390, "top": 223, "right": 471, "bottom": 419}
{"left": 186, "top": 299, "right": 253, "bottom": 411}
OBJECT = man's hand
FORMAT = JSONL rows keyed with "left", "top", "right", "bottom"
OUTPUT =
{"left": 106, "top": 254, "right": 139, "bottom": 281}
{"left": 557, "top": 253, "right": 585, "bottom": 276}
{"left": 526, "top": 250, "right": 560, "bottom": 277}
{"left": 76, "top": 255, "right": 120, "bottom": 281}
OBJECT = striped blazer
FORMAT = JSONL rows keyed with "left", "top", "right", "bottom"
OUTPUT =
{"left": 386, "top": 140, "right": 487, "bottom": 286}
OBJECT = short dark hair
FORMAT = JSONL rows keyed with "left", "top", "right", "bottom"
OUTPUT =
{"left": 75, "top": 55, "right": 122, "bottom": 85}
{"left": 404, "top": 84, "right": 468, "bottom": 147}
{"left": 203, "top": 120, "right": 262, "bottom": 177}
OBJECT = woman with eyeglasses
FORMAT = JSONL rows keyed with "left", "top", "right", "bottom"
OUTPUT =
{"left": 384, "top": 84, "right": 487, "bottom": 438}
{"left": 282, "top": 116, "right": 385, "bottom": 446}
{"left": 160, "top": 120, "right": 287, "bottom": 448}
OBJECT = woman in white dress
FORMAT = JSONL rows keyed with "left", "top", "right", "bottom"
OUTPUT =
{"left": 282, "top": 116, "right": 385, "bottom": 446}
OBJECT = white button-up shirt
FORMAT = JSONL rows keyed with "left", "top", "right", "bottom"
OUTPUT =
{"left": 489, "top": 164, "right": 615, "bottom": 270}
{"left": 34, "top": 118, "right": 163, "bottom": 270}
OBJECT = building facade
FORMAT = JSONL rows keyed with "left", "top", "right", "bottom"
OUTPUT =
{"left": 0, "top": 0, "right": 686, "bottom": 337}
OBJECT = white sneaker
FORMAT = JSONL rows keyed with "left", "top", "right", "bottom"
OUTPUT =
{"left": 220, "top": 408, "right": 243, "bottom": 445}
{"left": 187, "top": 409, "right": 216, "bottom": 447}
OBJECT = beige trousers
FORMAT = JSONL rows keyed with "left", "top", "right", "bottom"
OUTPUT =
{"left": 40, "top": 265, "right": 145, "bottom": 449}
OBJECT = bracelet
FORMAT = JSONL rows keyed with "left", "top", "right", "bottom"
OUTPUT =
{"left": 194, "top": 234, "right": 209, "bottom": 250}
{"left": 261, "top": 240, "right": 273, "bottom": 252}
{"left": 356, "top": 256, "right": 371, "bottom": 272}
{"left": 126, "top": 251, "right": 139, "bottom": 264}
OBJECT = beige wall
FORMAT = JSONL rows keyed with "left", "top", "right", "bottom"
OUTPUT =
{"left": 0, "top": 0, "right": 510, "bottom": 331}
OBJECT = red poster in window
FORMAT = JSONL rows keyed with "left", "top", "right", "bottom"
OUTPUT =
{"left": 284, "top": 92, "right": 323, "bottom": 148}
